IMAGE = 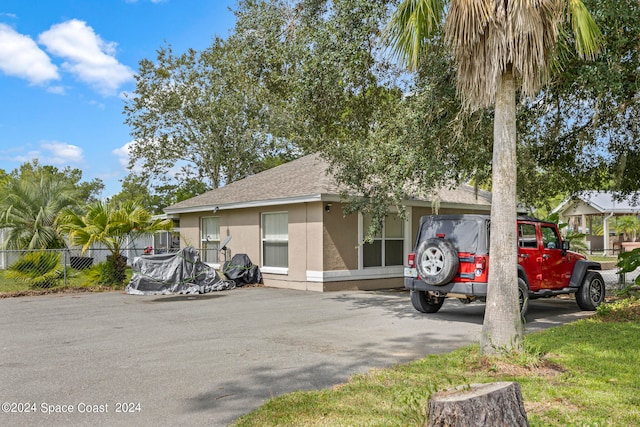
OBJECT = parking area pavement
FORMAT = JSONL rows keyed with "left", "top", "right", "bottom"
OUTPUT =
{"left": 0, "top": 287, "right": 592, "bottom": 426}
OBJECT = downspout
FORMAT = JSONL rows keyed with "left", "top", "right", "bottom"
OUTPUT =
{"left": 602, "top": 212, "right": 614, "bottom": 256}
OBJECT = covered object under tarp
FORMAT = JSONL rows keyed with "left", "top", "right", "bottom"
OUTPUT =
{"left": 223, "top": 253, "right": 261, "bottom": 287}
{"left": 126, "top": 246, "right": 232, "bottom": 295}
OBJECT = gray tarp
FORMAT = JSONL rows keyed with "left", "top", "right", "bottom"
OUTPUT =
{"left": 125, "top": 246, "right": 233, "bottom": 295}
{"left": 223, "top": 253, "right": 261, "bottom": 287}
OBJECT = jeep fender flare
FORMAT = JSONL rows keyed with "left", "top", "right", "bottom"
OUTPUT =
{"left": 569, "top": 260, "right": 602, "bottom": 288}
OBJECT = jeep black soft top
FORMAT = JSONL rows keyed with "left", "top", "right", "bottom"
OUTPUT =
{"left": 415, "top": 214, "right": 490, "bottom": 254}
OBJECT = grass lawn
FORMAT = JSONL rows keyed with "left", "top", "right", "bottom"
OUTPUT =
{"left": 588, "top": 254, "right": 619, "bottom": 263}
{"left": 233, "top": 298, "right": 640, "bottom": 427}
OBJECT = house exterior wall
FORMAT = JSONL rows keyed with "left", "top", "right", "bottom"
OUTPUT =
{"left": 176, "top": 203, "right": 325, "bottom": 291}
{"left": 323, "top": 204, "right": 358, "bottom": 271}
{"left": 177, "top": 213, "right": 201, "bottom": 250}
{"left": 175, "top": 203, "right": 490, "bottom": 292}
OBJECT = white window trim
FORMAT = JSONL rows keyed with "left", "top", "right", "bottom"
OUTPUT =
{"left": 307, "top": 267, "right": 403, "bottom": 282}
{"left": 358, "top": 207, "right": 412, "bottom": 270}
{"left": 261, "top": 266, "right": 289, "bottom": 275}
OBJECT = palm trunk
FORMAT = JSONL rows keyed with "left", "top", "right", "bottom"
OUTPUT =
{"left": 481, "top": 68, "right": 524, "bottom": 354}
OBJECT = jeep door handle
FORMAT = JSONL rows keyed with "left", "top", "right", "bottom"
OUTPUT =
{"left": 542, "top": 254, "right": 550, "bottom": 260}
{"left": 519, "top": 254, "right": 528, "bottom": 259}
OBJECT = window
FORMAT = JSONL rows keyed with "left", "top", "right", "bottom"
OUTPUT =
{"left": 518, "top": 223, "right": 538, "bottom": 248}
{"left": 262, "top": 212, "right": 288, "bottom": 269}
{"left": 201, "top": 217, "right": 220, "bottom": 263}
{"left": 541, "top": 225, "right": 560, "bottom": 249}
{"left": 153, "top": 231, "right": 181, "bottom": 253}
{"left": 363, "top": 214, "right": 404, "bottom": 267}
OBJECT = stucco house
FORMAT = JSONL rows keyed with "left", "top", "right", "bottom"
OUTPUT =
{"left": 553, "top": 191, "right": 640, "bottom": 254}
{"left": 164, "top": 154, "right": 493, "bottom": 291}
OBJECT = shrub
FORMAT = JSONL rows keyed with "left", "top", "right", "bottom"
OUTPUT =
{"left": 98, "top": 255, "right": 128, "bottom": 287}
{"left": 7, "top": 251, "right": 63, "bottom": 289}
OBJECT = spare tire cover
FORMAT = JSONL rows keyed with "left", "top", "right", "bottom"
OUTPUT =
{"left": 415, "top": 238, "right": 459, "bottom": 286}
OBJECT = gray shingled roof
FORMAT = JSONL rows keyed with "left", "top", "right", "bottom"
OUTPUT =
{"left": 164, "top": 154, "right": 492, "bottom": 214}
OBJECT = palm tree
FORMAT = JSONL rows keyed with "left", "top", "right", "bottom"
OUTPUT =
{"left": 616, "top": 216, "right": 640, "bottom": 242}
{"left": 57, "top": 201, "right": 174, "bottom": 285}
{"left": 386, "top": 0, "right": 601, "bottom": 354}
{"left": 0, "top": 172, "right": 80, "bottom": 249}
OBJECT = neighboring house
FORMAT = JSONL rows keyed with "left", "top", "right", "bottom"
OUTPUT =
{"left": 164, "top": 154, "right": 493, "bottom": 292}
{"left": 553, "top": 191, "right": 640, "bottom": 254}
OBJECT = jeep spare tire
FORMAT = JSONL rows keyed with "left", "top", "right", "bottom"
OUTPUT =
{"left": 415, "top": 238, "right": 459, "bottom": 286}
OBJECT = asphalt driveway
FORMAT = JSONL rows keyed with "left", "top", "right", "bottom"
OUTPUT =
{"left": 0, "top": 287, "right": 591, "bottom": 426}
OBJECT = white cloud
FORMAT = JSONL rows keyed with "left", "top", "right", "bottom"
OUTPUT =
{"left": 113, "top": 141, "right": 140, "bottom": 171}
{"left": 41, "top": 141, "right": 84, "bottom": 165}
{"left": 0, "top": 23, "right": 59, "bottom": 85}
{"left": 12, "top": 141, "right": 84, "bottom": 166}
{"left": 38, "top": 19, "right": 134, "bottom": 95}
{"left": 46, "top": 85, "right": 65, "bottom": 95}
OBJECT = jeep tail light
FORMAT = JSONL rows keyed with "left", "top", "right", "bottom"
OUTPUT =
{"left": 408, "top": 252, "right": 416, "bottom": 268}
{"left": 474, "top": 256, "right": 486, "bottom": 277}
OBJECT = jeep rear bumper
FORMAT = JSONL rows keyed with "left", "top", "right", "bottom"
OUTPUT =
{"left": 405, "top": 277, "right": 488, "bottom": 297}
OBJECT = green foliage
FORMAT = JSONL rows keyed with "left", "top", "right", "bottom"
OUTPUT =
{"left": 617, "top": 248, "right": 640, "bottom": 290}
{"left": 57, "top": 201, "right": 173, "bottom": 286}
{"left": 521, "top": 0, "right": 640, "bottom": 203}
{"left": 596, "top": 296, "right": 640, "bottom": 320}
{"left": 7, "top": 251, "right": 62, "bottom": 289}
{"left": 545, "top": 212, "right": 589, "bottom": 254}
{"left": 108, "top": 173, "right": 165, "bottom": 214}
{"left": 123, "top": 31, "right": 296, "bottom": 190}
{"left": 97, "top": 256, "right": 128, "bottom": 287}
{"left": 8, "top": 161, "right": 104, "bottom": 203}
{"left": 614, "top": 215, "right": 640, "bottom": 242}
{"left": 119, "top": 0, "right": 639, "bottom": 223}
{"left": 0, "top": 164, "right": 86, "bottom": 249}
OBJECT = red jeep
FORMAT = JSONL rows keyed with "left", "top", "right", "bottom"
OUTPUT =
{"left": 404, "top": 214, "right": 605, "bottom": 315}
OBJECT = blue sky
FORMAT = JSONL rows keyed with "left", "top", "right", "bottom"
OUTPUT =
{"left": 0, "top": 0, "right": 237, "bottom": 197}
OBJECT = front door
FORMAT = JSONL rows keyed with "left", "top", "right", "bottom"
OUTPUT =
{"left": 540, "top": 225, "right": 568, "bottom": 289}
{"left": 518, "top": 222, "right": 542, "bottom": 290}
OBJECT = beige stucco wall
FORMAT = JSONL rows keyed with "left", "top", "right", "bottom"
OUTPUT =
{"left": 176, "top": 202, "right": 324, "bottom": 287}
{"left": 177, "top": 213, "right": 201, "bottom": 249}
{"left": 323, "top": 203, "right": 358, "bottom": 271}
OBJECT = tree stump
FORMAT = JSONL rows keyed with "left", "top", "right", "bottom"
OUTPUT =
{"left": 427, "top": 381, "right": 529, "bottom": 427}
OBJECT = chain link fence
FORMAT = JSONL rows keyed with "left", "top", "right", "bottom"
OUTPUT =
{"left": 0, "top": 247, "right": 185, "bottom": 289}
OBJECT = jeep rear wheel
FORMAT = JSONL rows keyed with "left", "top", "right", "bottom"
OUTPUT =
{"left": 576, "top": 271, "right": 605, "bottom": 311}
{"left": 415, "top": 238, "right": 459, "bottom": 286}
{"left": 410, "top": 290, "right": 445, "bottom": 313}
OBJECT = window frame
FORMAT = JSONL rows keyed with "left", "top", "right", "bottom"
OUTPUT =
{"left": 261, "top": 211, "right": 289, "bottom": 274}
{"left": 201, "top": 216, "right": 221, "bottom": 264}
{"left": 358, "top": 209, "right": 411, "bottom": 270}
